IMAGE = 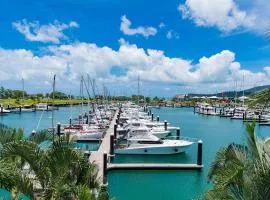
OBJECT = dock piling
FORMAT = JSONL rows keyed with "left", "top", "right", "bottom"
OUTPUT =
{"left": 114, "top": 124, "right": 117, "bottom": 139}
{"left": 176, "top": 128, "right": 180, "bottom": 140}
{"left": 56, "top": 122, "right": 61, "bottom": 136}
{"left": 157, "top": 116, "right": 159, "bottom": 122}
{"left": 151, "top": 113, "right": 154, "bottom": 121}
{"left": 197, "top": 140, "right": 203, "bottom": 166}
{"left": 103, "top": 153, "right": 108, "bottom": 184}
{"left": 164, "top": 120, "right": 168, "bottom": 131}
{"left": 110, "top": 135, "right": 115, "bottom": 157}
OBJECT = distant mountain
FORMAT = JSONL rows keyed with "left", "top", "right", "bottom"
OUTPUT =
{"left": 188, "top": 85, "right": 270, "bottom": 98}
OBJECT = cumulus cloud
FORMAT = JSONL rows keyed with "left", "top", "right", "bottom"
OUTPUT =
{"left": 120, "top": 15, "right": 157, "bottom": 38}
{"left": 12, "top": 19, "right": 79, "bottom": 43}
{"left": 178, "top": 0, "right": 257, "bottom": 33}
{"left": 0, "top": 39, "right": 269, "bottom": 93}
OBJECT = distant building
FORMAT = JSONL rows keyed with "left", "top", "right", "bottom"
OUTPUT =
{"left": 174, "top": 94, "right": 189, "bottom": 101}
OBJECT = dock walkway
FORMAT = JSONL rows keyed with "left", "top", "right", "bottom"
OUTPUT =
{"left": 107, "top": 163, "right": 203, "bottom": 171}
{"left": 89, "top": 109, "right": 118, "bottom": 184}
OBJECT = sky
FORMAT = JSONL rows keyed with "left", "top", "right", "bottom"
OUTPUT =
{"left": 0, "top": 0, "right": 270, "bottom": 97}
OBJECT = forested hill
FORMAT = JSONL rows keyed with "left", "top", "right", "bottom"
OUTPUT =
{"left": 188, "top": 85, "right": 270, "bottom": 98}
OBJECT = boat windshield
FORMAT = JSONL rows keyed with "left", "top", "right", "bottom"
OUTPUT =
{"left": 138, "top": 140, "right": 163, "bottom": 144}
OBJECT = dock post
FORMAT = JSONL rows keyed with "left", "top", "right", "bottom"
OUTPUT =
{"left": 157, "top": 116, "right": 159, "bottom": 122}
{"left": 149, "top": 110, "right": 152, "bottom": 115}
{"left": 69, "top": 118, "right": 72, "bottom": 126}
{"left": 110, "top": 135, "right": 115, "bottom": 157}
{"left": 19, "top": 106, "right": 22, "bottom": 113}
{"left": 56, "top": 123, "right": 61, "bottom": 136}
{"left": 85, "top": 115, "right": 89, "bottom": 124}
{"left": 114, "top": 124, "right": 117, "bottom": 139}
{"left": 31, "top": 130, "right": 36, "bottom": 136}
{"left": 176, "top": 128, "right": 180, "bottom": 140}
{"left": 103, "top": 153, "right": 108, "bottom": 184}
{"left": 79, "top": 115, "right": 82, "bottom": 125}
{"left": 147, "top": 111, "right": 150, "bottom": 116}
{"left": 164, "top": 120, "right": 168, "bottom": 131}
{"left": 151, "top": 113, "right": 154, "bottom": 121}
{"left": 242, "top": 113, "right": 245, "bottom": 121}
{"left": 219, "top": 109, "right": 222, "bottom": 116}
{"left": 197, "top": 140, "right": 203, "bottom": 166}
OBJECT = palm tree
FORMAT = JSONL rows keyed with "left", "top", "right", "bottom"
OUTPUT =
{"left": 0, "top": 124, "right": 108, "bottom": 200}
{"left": 203, "top": 122, "right": 270, "bottom": 200}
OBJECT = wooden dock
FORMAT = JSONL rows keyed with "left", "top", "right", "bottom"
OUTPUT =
{"left": 107, "top": 163, "right": 203, "bottom": 171}
{"left": 89, "top": 109, "right": 118, "bottom": 184}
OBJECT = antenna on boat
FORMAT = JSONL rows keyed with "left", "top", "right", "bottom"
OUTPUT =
{"left": 52, "top": 74, "right": 56, "bottom": 142}
{"left": 242, "top": 73, "right": 245, "bottom": 106}
{"left": 137, "top": 76, "right": 140, "bottom": 105}
{"left": 22, "top": 77, "right": 25, "bottom": 106}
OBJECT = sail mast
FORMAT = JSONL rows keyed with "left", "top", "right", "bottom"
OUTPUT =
{"left": 22, "top": 78, "right": 25, "bottom": 106}
{"left": 52, "top": 74, "right": 56, "bottom": 142}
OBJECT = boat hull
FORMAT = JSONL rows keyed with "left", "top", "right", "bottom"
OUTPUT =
{"left": 115, "top": 144, "right": 191, "bottom": 155}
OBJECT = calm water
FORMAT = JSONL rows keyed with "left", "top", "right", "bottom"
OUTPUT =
{"left": 108, "top": 107, "right": 269, "bottom": 200}
{"left": 0, "top": 106, "right": 269, "bottom": 200}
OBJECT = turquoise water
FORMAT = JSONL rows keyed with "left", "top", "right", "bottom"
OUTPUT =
{"left": 108, "top": 107, "right": 269, "bottom": 200}
{"left": 0, "top": 106, "right": 269, "bottom": 200}
{"left": 0, "top": 106, "right": 88, "bottom": 136}
{"left": 0, "top": 189, "right": 30, "bottom": 200}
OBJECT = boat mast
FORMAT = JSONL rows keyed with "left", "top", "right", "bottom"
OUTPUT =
{"left": 235, "top": 80, "right": 238, "bottom": 107}
{"left": 52, "top": 74, "right": 56, "bottom": 142}
{"left": 242, "top": 74, "right": 245, "bottom": 106}
{"left": 22, "top": 78, "right": 25, "bottom": 106}
{"left": 137, "top": 76, "right": 140, "bottom": 105}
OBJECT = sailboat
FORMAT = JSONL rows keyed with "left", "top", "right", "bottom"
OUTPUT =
{"left": 12, "top": 78, "right": 34, "bottom": 113}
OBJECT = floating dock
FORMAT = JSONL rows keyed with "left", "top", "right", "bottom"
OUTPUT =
{"left": 107, "top": 163, "right": 203, "bottom": 171}
{"left": 89, "top": 109, "right": 118, "bottom": 184}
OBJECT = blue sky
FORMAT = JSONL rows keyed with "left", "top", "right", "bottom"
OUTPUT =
{"left": 0, "top": 0, "right": 270, "bottom": 97}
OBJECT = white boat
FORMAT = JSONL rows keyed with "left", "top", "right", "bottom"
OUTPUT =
{"left": 118, "top": 124, "right": 170, "bottom": 139}
{"left": 35, "top": 103, "right": 54, "bottom": 111}
{"left": 11, "top": 107, "right": 34, "bottom": 112}
{"left": 0, "top": 107, "right": 10, "bottom": 113}
{"left": 71, "top": 131, "right": 103, "bottom": 141}
{"left": 115, "top": 134, "right": 193, "bottom": 155}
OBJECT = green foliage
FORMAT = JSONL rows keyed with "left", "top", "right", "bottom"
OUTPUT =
{"left": 248, "top": 89, "right": 270, "bottom": 108}
{"left": 0, "top": 124, "right": 106, "bottom": 200}
{"left": 202, "top": 122, "right": 270, "bottom": 200}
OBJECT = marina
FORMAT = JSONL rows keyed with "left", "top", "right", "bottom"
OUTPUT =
{"left": 0, "top": 104, "right": 269, "bottom": 199}
{"left": 1, "top": 1, "right": 270, "bottom": 199}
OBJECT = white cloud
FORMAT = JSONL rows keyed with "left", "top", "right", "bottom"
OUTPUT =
{"left": 12, "top": 19, "right": 79, "bottom": 43}
{"left": 178, "top": 0, "right": 256, "bottom": 32}
{"left": 166, "top": 30, "right": 179, "bottom": 40}
{"left": 0, "top": 39, "right": 269, "bottom": 94}
{"left": 120, "top": 15, "right": 157, "bottom": 38}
